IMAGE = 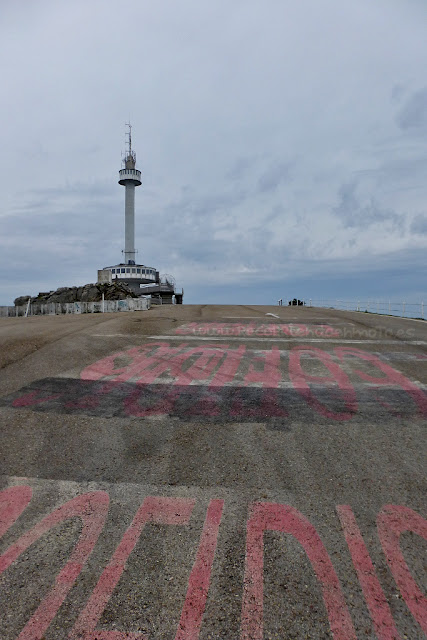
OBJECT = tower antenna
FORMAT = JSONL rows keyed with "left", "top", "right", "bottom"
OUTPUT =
{"left": 125, "top": 122, "right": 132, "bottom": 157}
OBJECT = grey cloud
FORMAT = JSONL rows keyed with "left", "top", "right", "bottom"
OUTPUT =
{"left": 226, "top": 156, "right": 257, "bottom": 181}
{"left": 263, "top": 204, "right": 285, "bottom": 224}
{"left": 5, "top": 182, "right": 121, "bottom": 239}
{"left": 161, "top": 189, "right": 247, "bottom": 223}
{"left": 257, "top": 161, "right": 293, "bottom": 193}
{"left": 6, "top": 182, "right": 117, "bottom": 222}
{"left": 29, "top": 182, "right": 116, "bottom": 199}
{"left": 0, "top": 181, "right": 124, "bottom": 286}
{"left": 333, "top": 182, "right": 404, "bottom": 229}
{"left": 410, "top": 214, "right": 427, "bottom": 235}
{"left": 147, "top": 187, "right": 281, "bottom": 274}
{"left": 396, "top": 87, "right": 427, "bottom": 130}
{"left": 391, "top": 83, "right": 405, "bottom": 103}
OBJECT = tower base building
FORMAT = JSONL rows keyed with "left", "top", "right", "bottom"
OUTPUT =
{"left": 98, "top": 264, "right": 182, "bottom": 304}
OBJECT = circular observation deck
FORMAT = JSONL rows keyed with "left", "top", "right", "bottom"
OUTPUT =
{"left": 118, "top": 168, "right": 142, "bottom": 186}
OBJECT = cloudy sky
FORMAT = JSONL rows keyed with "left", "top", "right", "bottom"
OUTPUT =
{"left": 1, "top": 0, "right": 426, "bottom": 305}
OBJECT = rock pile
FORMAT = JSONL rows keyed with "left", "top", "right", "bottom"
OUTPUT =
{"left": 14, "top": 282, "right": 138, "bottom": 306}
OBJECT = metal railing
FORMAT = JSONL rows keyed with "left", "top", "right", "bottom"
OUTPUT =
{"left": 0, "top": 297, "right": 151, "bottom": 318}
{"left": 306, "top": 299, "right": 425, "bottom": 320}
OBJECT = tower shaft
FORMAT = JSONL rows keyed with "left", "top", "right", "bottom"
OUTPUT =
{"left": 124, "top": 183, "right": 136, "bottom": 264}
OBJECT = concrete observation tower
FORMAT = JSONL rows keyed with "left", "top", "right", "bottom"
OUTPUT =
{"left": 98, "top": 125, "right": 183, "bottom": 304}
{"left": 119, "top": 124, "right": 141, "bottom": 265}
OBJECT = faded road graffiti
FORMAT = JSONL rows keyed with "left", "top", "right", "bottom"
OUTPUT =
{"left": 1, "top": 486, "right": 426, "bottom": 639}
{"left": 3, "top": 343, "right": 426, "bottom": 422}
{"left": 175, "top": 322, "right": 341, "bottom": 337}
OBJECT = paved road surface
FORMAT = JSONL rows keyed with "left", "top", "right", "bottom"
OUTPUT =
{"left": 0, "top": 304, "right": 426, "bottom": 639}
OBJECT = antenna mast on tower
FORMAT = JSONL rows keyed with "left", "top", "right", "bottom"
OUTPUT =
{"left": 124, "top": 122, "right": 136, "bottom": 166}
{"left": 126, "top": 122, "right": 132, "bottom": 154}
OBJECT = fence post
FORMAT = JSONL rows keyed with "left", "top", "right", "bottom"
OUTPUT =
{"left": 422, "top": 301, "right": 424, "bottom": 319}
{"left": 389, "top": 300, "right": 391, "bottom": 314}
{"left": 102, "top": 292, "right": 104, "bottom": 313}
{"left": 402, "top": 301, "right": 405, "bottom": 317}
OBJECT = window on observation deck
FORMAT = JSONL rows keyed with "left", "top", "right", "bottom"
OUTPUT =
{"left": 121, "top": 268, "right": 125, "bottom": 273}
{"left": 112, "top": 269, "right": 115, "bottom": 274}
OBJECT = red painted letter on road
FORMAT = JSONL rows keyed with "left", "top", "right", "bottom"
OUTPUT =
{"left": 176, "top": 500, "right": 224, "bottom": 640}
{"left": 0, "top": 485, "right": 32, "bottom": 538}
{"left": 377, "top": 505, "right": 427, "bottom": 634}
{"left": 240, "top": 502, "right": 356, "bottom": 640}
{"left": 70, "top": 496, "right": 195, "bottom": 639}
{"left": 289, "top": 346, "right": 357, "bottom": 420}
{"left": 337, "top": 505, "right": 400, "bottom": 640}
{"left": 0, "top": 491, "right": 109, "bottom": 640}
{"left": 336, "top": 347, "right": 427, "bottom": 417}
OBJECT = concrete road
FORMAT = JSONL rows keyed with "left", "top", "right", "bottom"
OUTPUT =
{"left": 0, "top": 304, "right": 426, "bottom": 639}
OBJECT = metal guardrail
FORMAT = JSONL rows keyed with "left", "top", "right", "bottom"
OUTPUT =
{"left": 305, "top": 299, "right": 425, "bottom": 320}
